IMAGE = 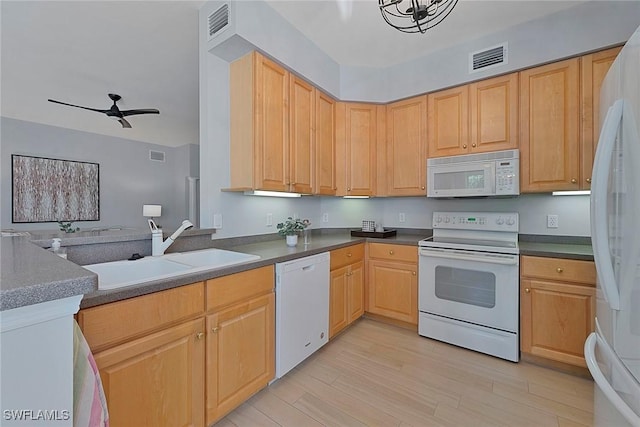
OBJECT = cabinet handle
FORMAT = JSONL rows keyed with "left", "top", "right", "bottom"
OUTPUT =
{"left": 421, "top": 186, "right": 425, "bottom": 190}
{"left": 347, "top": 253, "right": 352, "bottom": 257}
{"left": 412, "top": 271, "right": 416, "bottom": 276}
{"left": 586, "top": 178, "right": 592, "bottom": 183}
{"left": 571, "top": 178, "right": 577, "bottom": 184}
{"left": 463, "top": 144, "right": 467, "bottom": 149}
{"left": 556, "top": 267, "right": 564, "bottom": 273}
{"left": 472, "top": 143, "right": 476, "bottom": 148}
{"left": 211, "top": 327, "right": 219, "bottom": 333}
{"left": 389, "top": 250, "right": 394, "bottom": 255}
{"left": 525, "top": 288, "right": 531, "bottom": 293}
{"left": 196, "top": 332, "right": 205, "bottom": 340}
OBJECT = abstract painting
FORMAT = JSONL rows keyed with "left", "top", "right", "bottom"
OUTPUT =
{"left": 12, "top": 155, "right": 100, "bottom": 223}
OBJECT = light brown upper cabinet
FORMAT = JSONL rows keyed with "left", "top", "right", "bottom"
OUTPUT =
{"left": 428, "top": 85, "right": 469, "bottom": 158}
{"left": 427, "top": 73, "right": 518, "bottom": 159}
{"left": 581, "top": 46, "right": 622, "bottom": 190}
{"left": 384, "top": 96, "right": 427, "bottom": 196}
{"left": 469, "top": 73, "right": 519, "bottom": 154}
{"left": 289, "top": 75, "right": 315, "bottom": 194}
{"left": 336, "top": 102, "right": 380, "bottom": 196}
{"left": 314, "top": 90, "right": 337, "bottom": 195}
{"left": 520, "top": 58, "right": 581, "bottom": 192}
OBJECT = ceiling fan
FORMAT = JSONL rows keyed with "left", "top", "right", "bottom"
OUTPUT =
{"left": 47, "top": 93, "right": 159, "bottom": 128}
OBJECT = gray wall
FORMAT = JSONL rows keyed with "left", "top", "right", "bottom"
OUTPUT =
{"left": 1, "top": 117, "right": 198, "bottom": 231}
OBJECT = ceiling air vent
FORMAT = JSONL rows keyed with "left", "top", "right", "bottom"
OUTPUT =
{"left": 208, "top": 4, "right": 229, "bottom": 41}
{"left": 469, "top": 43, "right": 507, "bottom": 74}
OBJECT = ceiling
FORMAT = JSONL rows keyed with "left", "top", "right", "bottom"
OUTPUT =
{"left": 1, "top": 0, "right": 589, "bottom": 147}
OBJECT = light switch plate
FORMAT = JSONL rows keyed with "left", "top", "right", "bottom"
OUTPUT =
{"left": 213, "top": 213, "right": 223, "bottom": 229}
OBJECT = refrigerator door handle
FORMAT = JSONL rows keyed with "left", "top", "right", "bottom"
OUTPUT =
{"left": 591, "top": 99, "right": 624, "bottom": 310}
{"left": 585, "top": 332, "right": 640, "bottom": 426}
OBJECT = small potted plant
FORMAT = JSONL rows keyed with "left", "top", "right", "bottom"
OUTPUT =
{"left": 277, "top": 217, "right": 310, "bottom": 246}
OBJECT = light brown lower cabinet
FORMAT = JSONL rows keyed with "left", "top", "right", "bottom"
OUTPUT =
{"left": 366, "top": 243, "right": 418, "bottom": 326}
{"left": 520, "top": 256, "right": 596, "bottom": 368}
{"left": 205, "top": 266, "right": 275, "bottom": 425}
{"left": 78, "top": 282, "right": 206, "bottom": 427}
{"left": 329, "top": 244, "right": 365, "bottom": 338}
{"left": 93, "top": 319, "right": 205, "bottom": 427}
{"left": 78, "top": 267, "right": 276, "bottom": 427}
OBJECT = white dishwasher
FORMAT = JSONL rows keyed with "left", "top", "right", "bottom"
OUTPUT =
{"left": 275, "top": 252, "right": 330, "bottom": 379}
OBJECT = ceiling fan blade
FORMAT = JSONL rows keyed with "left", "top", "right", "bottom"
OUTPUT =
{"left": 118, "top": 118, "right": 132, "bottom": 128}
{"left": 48, "top": 99, "right": 109, "bottom": 114}
{"left": 120, "top": 109, "right": 160, "bottom": 117}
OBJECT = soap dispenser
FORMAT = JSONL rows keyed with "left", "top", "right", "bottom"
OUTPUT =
{"left": 50, "top": 238, "right": 67, "bottom": 259}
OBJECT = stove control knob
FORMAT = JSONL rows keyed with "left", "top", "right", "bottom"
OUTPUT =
{"left": 436, "top": 216, "right": 443, "bottom": 224}
{"left": 496, "top": 217, "right": 505, "bottom": 225}
{"left": 506, "top": 217, "right": 515, "bottom": 226}
{"left": 444, "top": 217, "right": 450, "bottom": 223}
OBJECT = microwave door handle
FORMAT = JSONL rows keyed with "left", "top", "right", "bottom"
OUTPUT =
{"left": 584, "top": 333, "right": 640, "bottom": 425}
{"left": 419, "top": 249, "right": 518, "bottom": 265}
{"left": 591, "top": 99, "right": 623, "bottom": 310}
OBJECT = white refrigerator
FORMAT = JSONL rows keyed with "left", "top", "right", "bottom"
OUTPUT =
{"left": 586, "top": 25, "right": 640, "bottom": 427}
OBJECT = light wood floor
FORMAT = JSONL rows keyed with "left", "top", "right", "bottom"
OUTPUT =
{"left": 216, "top": 318, "right": 594, "bottom": 427}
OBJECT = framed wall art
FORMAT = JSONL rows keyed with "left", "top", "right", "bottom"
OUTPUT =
{"left": 12, "top": 154, "right": 100, "bottom": 223}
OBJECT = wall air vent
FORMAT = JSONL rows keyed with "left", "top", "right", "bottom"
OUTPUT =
{"left": 469, "top": 43, "right": 507, "bottom": 74}
{"left": 149, "top": 150, "right": 165, "bottom": 162}
{"left": 208, "top": 4, "right": 229, "bottom": 41}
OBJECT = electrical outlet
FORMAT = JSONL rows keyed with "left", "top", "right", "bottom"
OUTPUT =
{"left": 399, "top": 212, "right": 406, "bottom": 223}
{"left": 293, "top": 212, "right": 299, "bottom": 220}
{"left": 547, "top": 214, "right": 559, "bottom": 228}
{"left": 322, "top": 213, "right": 329, "bottom": 223}
{"left": 213, "top": 213, "right": 223, "bottom": 229}
{"left": 266, "top": 213, "right": 273, "bottom": 227}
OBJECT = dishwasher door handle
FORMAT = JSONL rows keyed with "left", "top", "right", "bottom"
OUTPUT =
{"left": 302, "top": 264, "right": 315, "bottom": 272}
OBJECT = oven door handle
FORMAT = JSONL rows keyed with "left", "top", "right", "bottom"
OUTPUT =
{"left": 419, "top": 248, "right": 518, "bottom": 265}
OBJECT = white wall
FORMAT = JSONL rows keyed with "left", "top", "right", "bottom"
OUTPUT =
{"left": 1, "top": 117, "right": 197, "bottom": 231}
{"left": 318, "top": 195, "right": 591, "bottom": 236}
{"left": 199, "top": 0, "right": 636, "bottom": 238}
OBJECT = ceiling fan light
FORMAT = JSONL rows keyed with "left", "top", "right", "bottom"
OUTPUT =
{"left": 380, "top": 0, "right": 458, "bottom": 34}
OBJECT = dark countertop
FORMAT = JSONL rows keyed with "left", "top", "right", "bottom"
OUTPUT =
{"left": 518, "top": 235, "right": 593, "bottom": 261}
{"left": 0, "top": 237, "right": 97, "bottom": 311}
{"left": 2, "top": 227, "right": 595, "bottom": 312}
{"left": 80, "top": 231, "right": 429, "bottom": 309}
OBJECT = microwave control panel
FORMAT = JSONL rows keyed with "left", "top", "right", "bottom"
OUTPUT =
{"left": 495, "top": 159, "right": 519, "bottom": 195}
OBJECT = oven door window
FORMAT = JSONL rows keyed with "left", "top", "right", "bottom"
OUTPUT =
{"left": 434, "top": 266, "right": 496, "bottom": 308}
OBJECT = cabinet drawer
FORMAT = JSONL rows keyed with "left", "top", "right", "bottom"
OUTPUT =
{"left": 368, "top": 243, "right": 417, "bottom": 263}
{"left": 521, "top": 256, "right": 596, "bottom": 285}
{"left": 330, "top": 244, "right": 365, "bottom": 270}
{"left": 206, "top": 266, "right": 274, "bottom": 311}
{"left": 78, "top": 282, "right": 205, "bottom": 352}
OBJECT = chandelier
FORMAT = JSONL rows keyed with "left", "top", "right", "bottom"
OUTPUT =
{"left": 379, "top": 0, "right": 459, "bottom": 34}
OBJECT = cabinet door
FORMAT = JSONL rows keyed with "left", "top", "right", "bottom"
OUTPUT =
{"left": 329, "top": 266, "right": 349, "bottom": 338}
{"left": 367, "top": 260, "right": 418, "bottom": 325}
{"left": 427, "top": 85, "right": 469, "bottom": 158}
{"left": 315, "top": 90, "right": 337, "bottom": 195}
{"left": 206, "top": 292, "right": 275, "bottom": 425}
{"left": 254, "top": 53, "right": 289, "bottom": 191}
{"left": 289, "top": 75, "right": 314, "bottom": 194}
{"left": 520, "top": 279, "right": 595, "bottom": 367}
{"left": 581, "top": 46, "right": 622, "bottom": 189}
{"left": 93, "top": 319, "right": 205, "bottom": 427}
{"left": 470, "top": 73, "right": 518, "bottom": 153}
{"left": 348, "top": 261, "right": 365, "bottom": 323}
{"left": 337, "top": 102, "right": 377, "bottom": 196}
{"left": 520, "top": 58, "right": 580, "bottom": 192}
{"left": 385, "top": 96, "right": 427, "bottom": 196}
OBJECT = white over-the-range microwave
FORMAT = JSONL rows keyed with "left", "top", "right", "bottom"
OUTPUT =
{"left": 427, "top": 149, "right": 519, "bottom": 198}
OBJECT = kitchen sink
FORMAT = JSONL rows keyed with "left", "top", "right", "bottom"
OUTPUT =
{"left": 84, "top": 248, "right": 260, "bottom": 290}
